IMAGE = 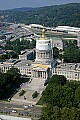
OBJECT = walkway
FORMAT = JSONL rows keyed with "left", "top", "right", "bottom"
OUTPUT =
{"left": 11, "top": 78, "right": 45, "bottom": 105}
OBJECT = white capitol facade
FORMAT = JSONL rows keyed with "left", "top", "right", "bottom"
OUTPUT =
{"left": 0, "top": 29, "right": 54, "bottom": 81}
{"left": 0, "top": 27, "right": 80, "bottom": 81}
{"left": 31, "top": 28, "right": 54, "bottom": 80}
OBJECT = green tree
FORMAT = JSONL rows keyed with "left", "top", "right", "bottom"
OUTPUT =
{"left": 50, "top": 75, "right": 67, "bottom": 86}
{"left": 53, "top": 47, "right": 59, "bottom": 58}
{"left": 39, "top": 75, "right": 80, "bottom": 120}
{"left": 61, "top": 107, "right": 70, "bottom": 120}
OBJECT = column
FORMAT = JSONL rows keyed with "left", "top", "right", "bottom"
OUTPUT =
{"left": 48, "top": 52, "right": 49, "bottom": 58}
{"left": 39, "top": 53, "right": 40, "bottom": 58}
{"left": 43, "top": 71, "right": 45, "bottom": 79}
{"left": 35, "top": 71, "right": 37, "bottom": 78}
{"left": 32, "top": 70, "right": 33, "bottom": 77}
{"left": 35, "top": 71, "right": 36, "bottom": 78}
{"left": 40, "top": 53, "right": 41, "bottom": 58}
{"left": 36, "top": 71, "right": 38, "bottom": 78}
{"left": 40, "top": 72, "right": 41, "bottom": 78}
{"left": 38, "top": 52, "right": 39, "bottom": 57}
{"left": 33, "top": 71, "right": 35, "bottom": 77}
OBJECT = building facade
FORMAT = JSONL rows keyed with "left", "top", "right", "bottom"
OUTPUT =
{"left": 0, "top": 29, "right": 54, "bottom": 81}
{"left": 54, "top": 63, "right": 80, "bottom": 80}
{"left": 31, "top": 28, "right": 54, "bottom": 80}
{"left": 52, "top": 37, "right": 64, "bottom": 50}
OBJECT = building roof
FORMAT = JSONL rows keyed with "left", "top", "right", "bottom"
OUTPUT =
{"left": 29, "top": 24, "right": 43, "bottom": 28}
{"left": 55, "top": 26, "right": 80, "bottom": 33}
{"left": 0, "top": 115, "right": 31, "bottom": 120}
{"left": 14, "top": 60, "right": 33, "bottom": 67}
{"left": 56, "top": 63, "right": 80, "bottom": 72}
{"left": 32, "top": 63, "right": 49, "bottom": 70}
{"left": 2, "top": 59, "right": 20, "bottom": 65}
{"left": 52, "top": 37, "right": 62, "bottom": 41}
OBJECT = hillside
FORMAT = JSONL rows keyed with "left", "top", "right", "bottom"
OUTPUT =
{"left": 0, "top": 3, "right": 80, "bottom": 27}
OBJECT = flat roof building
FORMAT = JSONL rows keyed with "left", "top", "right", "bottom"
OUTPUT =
{"left": 0, "top": 115, "right": 31, "bottom": 120}
{"left": 54, "top": 26, "right": 80, "bottom": 34}
{"left": 54, "top": 63, "right": 80, "bottom": 80}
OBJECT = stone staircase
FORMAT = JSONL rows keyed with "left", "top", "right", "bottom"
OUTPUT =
{"left": 27, "top": 78, "right": 45, "bottom": 91}
{"left": 11, "top": 78, "right": 46, "bottom": 104}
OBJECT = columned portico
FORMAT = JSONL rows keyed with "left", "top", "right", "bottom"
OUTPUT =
{"left": 33, "top": 70, "right": 47, "bottom": 79}
{"left": 31, "top": 63, "right": 50, "bottom": 80}
{"left": 32, "top": 70, "right": 48, "bottom": 79}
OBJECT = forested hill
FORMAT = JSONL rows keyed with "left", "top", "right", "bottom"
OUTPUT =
{"left": 0, "top": 3, "right": 80, "bottom": 27}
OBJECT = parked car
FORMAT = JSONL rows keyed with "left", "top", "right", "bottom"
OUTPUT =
{"left": 23, "top": 105, "right": 28, "bottom": 109}
{"left": 11, "top": 110, "right": 17, "bottom": 113}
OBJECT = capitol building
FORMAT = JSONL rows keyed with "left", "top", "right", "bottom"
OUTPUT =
{"left": 0, "top": 27, "right": 80, "bottom": 81}
{"left": 0, "top": 28, "right": 54, "bottom": 81}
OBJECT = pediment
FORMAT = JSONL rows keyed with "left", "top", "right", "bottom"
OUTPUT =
{"left": 32, "top": 64, "right": 49, "bottom": 70}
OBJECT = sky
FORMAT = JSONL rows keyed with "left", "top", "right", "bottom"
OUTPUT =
{"left": 0, "top": 0, "right": 80, "bottom": 10}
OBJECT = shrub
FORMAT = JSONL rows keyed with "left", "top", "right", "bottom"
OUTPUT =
{"left": 32, "top": 91, "right": 39, "bottom": 98}
{"left": 19, "top": 89, "right": 26, "bottom": 96}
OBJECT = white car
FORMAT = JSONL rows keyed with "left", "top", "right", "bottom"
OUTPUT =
{"left": 28, "top": 104, "right": 34, "bottom": 107}
{"left": 23, "top": 105, "right": 28, "bottom": 108}
{"left": 11, "top": 110, "right": 17, "bottom": 113}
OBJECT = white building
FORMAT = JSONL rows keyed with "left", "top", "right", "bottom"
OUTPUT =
{"left": 31, "top": 28, "right": 54, "bottom": 80}
{"left": 1, "top": 28, "right": 80, "bottom": 81}
{"left": 54, "top": 63, "right": 80, "bottom": 80}
{"left": 0, "top": 28, "right": 54, "bottom": 81}
{"left": 54, "top": 26, "right": 80, "bottom": 34}
{"left": 29, "top": 24, "right": 43, "bottom": 29}
{"left": 77, "top": 32, "right": 80, "bottom": 47}
{"left": 19, "top": 49, "right": 35, "bottom": 60}
{"left": 0, "top": 115, "right": 31, "bottom": 120}
{"left": 52, "top": 37, "right": 64, "bottom": 50}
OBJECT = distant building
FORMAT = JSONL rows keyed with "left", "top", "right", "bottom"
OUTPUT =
{"left": 0, "top": 114, "right": 31, "bottom": 120}
{"left": 0, "top": 59, "right": 20, "bottom": 73}
{"left": 52, "top": 37, "right": 64, "bottom": 50}
{"left": 14, "top": 60, "right": 32, "bottom": 77}
{"left": 19, "top": 49, "right": 35, "bottom": 60}
{"left": 54, "top": 26, "right": 80, "bottom": 34}
{"left": 29, "top": 24, "right": 43, "bottom": 29}
{"left": 3, "top": 32, "right": 13, "bottom": 40}
{"left": 54, "top": 63, "right": 80, "bottom": 80}
{"left": 77, "top": 32, "right": 80, "bottom": 47}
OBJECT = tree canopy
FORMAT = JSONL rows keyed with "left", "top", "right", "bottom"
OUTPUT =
{"left": 62, "top": 40, "right": 80, "bottom": 63}
{"left": 0, "top": 3, "right": 80, "bottom": 27}
{"left": 0, "top": 67, "right": 28, "bottom": 99}
{"left": 39, "top": 75, "right": 80, "bottom": 120}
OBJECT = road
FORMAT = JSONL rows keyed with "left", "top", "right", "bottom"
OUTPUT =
{"left": 0, "top": 101, "right": 42, "bottom": 117}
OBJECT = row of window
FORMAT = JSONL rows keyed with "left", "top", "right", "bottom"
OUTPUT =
{"left": 37, "top": 52, "right": 51, "bottom": 58}
{"left": 57, "top": 71, "right": 80, "bottom": 79}
{"left": 18, "top": 68, "right": 31, "bottom": 75}
{"left": 0, "top": 66, "right": 31, "bottom": 75}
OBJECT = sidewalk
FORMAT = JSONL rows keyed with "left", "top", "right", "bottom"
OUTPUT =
{"left": 11, "top": 78, "right": 45, "bottom": 105}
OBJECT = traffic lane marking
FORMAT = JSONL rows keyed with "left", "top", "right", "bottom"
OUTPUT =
{"left": 4, "top": 106, "right": 33, "bottom": 111}
{"left": 4, "top": 107, "right": 24, "bottom": 111}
